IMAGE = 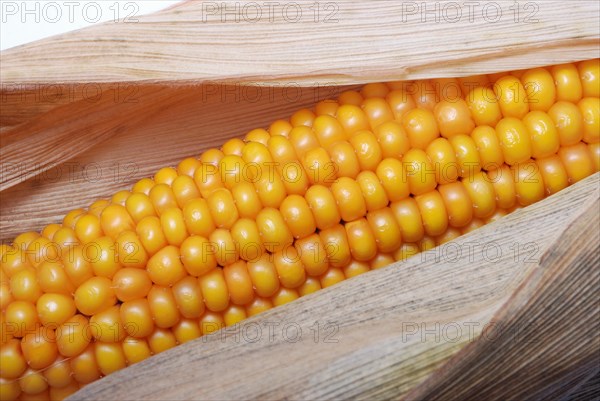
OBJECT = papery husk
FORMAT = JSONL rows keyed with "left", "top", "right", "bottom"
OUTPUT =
{"left": 0, "top": 1, "right": 598, "bottom": 400}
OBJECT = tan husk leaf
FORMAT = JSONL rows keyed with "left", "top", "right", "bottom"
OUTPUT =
{"left": 1, "top": 0, "right": 598, "bottom": 86}
{"left": 0, "top": 1, "right": 598, "bottom": 399}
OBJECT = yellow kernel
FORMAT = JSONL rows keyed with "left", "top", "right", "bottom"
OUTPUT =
{"left": 462, "top": 172, "right": 497, "bottom": 219}
{"left": 548, "top": 101, "right": 584, "bottom": 146}
{"left": 112, "top": 268, "right": 152, "bottom": 302}
{"left": 415, "top": 191, "right": 449, "bottom": 237}
{"left": 10, "top": 268, "right": 42, "bottom": 303}
{"left": 402, "top": 149, "right": 437, "bottom": 196}
{"left": 466, "top": 87, "right": 502, "bottom": 127}
{"left": 356, "top": 171, "right": 389, "bottom": 212}
{"left": 280, "top": 195, "right": 317, "bottom": 239}
{"left": 115, "top": 230, "right": 148, "bottom": 269}
{"left": 337, "top": 104, "right": 370, "bottom": 137}
{"left": 182, "top": 198, "right": 216, "bottom": 238}
{"left": 199, "top": 269, "right": 230, "bottom": 312}
{"left": 256, "top": 208, "right": 293, "bottom": 253}
{"left": 271, "top": 287, "right": 299, "bottom": 306}
{"left": 194, "top": 163, "right": 224, "bottom": 198}
{"left": 489, "top": 165, "right": 517, "bottom": 210}
{"left": 69, "top": 345, "right": 101, "bottom": 384}
{"left": 294, "top": 234, "right": 328, "bottom": 277}
{"left": 247, "top": 254, "right": 280, "bottom": 298}
{"left": 207, "top": 188, "right": 239, "bottom": 229}
{"left": 21, "top": 328, "right": 58, "bottom": 370}
{"left": 209, "top": 228, "right": 239, "bottom": 266}
{"left": 290, "top": 108, "right": 315, "bottom": 127}
{"left": 56, "top": 314, "right": 91, "bottom": 357}
{"left": 522, "top": 111, "right": 560, "bottom": 159}
{"left": 0, "top": 339, "right": 27, "bottom": 379}
{"left": 95, "top": 342, "right": 127, "bottom": 375}
{"left": 521, "top": 67, "right": 556, "bottom": 112}
{"left": 313, "top": 115, "right": 346, "bottom": 148}
{"left": 319, "top": 224, "right": 352, "bottom": 268}
{"left": 375, "top": 121, "right": 411, "bottom": 160}
{"left": 328, "top": 140, "right": 361, "bottom": 179}
{"left": 154, "top": 167, "right": 178, "bottom": 186}
{"left": 147, "top": 245, "right": 187, "bottom": 286}
{"left": 89, "top": 305, "right": 126, "bottom": 343}
{"left": 390, "top": 198, "right": 424, "bottom": 243}
{"left": 426, "top": 138, "right": 459, "bottom": 185}
{"left": 551, "top": 63, "right": 583, "bottom": 103}
{"left": 120, "top": 299, "right": 154, "bottom": 338}
{"left": 386, "top": 88, "right": 417, "bottom": 120}
{"left": 449, "top": 134, "right": 481, "bottom": 178}
{"left": 99, "top": 204, "right": 135, "bottom": 239}
{"left": 345, "top": 218, "right": 377, "bottom": 262}
{"left": 231, "top": 218, "right": 263, "bottom": 262}
{"left": 132, "top": 178, "right": 155, "bottom": 195}
{"left": 177, "top": 157, "right": 202, "bottom": 177}
{"left": 471, "top": 126, "right": 504, "bottom": 170}
{"left": 37, "top": 261, "right": 75, "bottom": 296}
{"left": 136, "top": 216, "right": 168, "bottom": 256}
{"left": 172, "top": 175, "right": 201, "bottom": 208}
{"left": 393, "top": 243, "right": 420, "bottom": 262}
{"left": 512, "top": 160, "right": 546, "bottom": 206}
{"left": 180, "top": 235, "right": 217, "bottom": 277}
{"left": 536, "top": 155, "right": 570, "bottom": 195}
{"left": 320, "top": 268, "right": 345, "bottom": 288}
{"left": 370, "top": 253, "right": 395, "bottom": 270}
{"left": 362, "top": 97, "right": 394, "bottom": 130}
{"left": 148, "top": 285, "right": 180, "bottom": 328}
{"left": 88, "top": 236, "right": 121, "bottom": 278}
{"left": 221, "top": 138, "right": 245, "bottom": 156}
{"left": 438, "top": 182, "right": 473, "bottom": 228}
{"left": 298, "top": 277, "right": 322, "bottom": 296}
{"left": 559, "top": 143, "right": 595, "bottom": 184}
{"left": 495, "top": 117, "right": 533, "bottom": 165}
{"left": 331, "top": 177, "right": 367, "bottom": 222}
{"left": 376, "top": 158, "right": 411, "bottom": 202}
{"left": 273, "top": 247, "right": 306, "bottom": 289}
{"left": 401, "top": 108, "right": 440, "bottom": 149}
{"left": 74, "top": 276, "right": 116, "bottom": 316}
{"left": 199, "top": 312, "right": 225, "bottom": 335}
{"left": 366, "top": 208, "right": 403, "bottom": 253}
{"left": 36, "top": 294, "right": 77, "bottom": 325}
{"left": 223, "top": 261, "right": 254, "bottom": 306}
{"left": 578, "top": 97, "right": 600, "bottom": 144}
{"left": 433, "top": 99, "right": 475, "bottom": 138}
{"left": 578, "top": 59, "right": 600, "bottom": 97}
{"left": 74, "top": 214, "right": 103, "bottom": 244}
{"left": 122, "top": 337, "right": 152, "bottom": 365}
{"left": 111, "top": 190, "right": 131, "bottom": 206}
{"left": 270, "top": 120, "right": 293, "bottom": 138}
{"left": 494, "top": 76, "right": 529, "bottom": 118}
{"left": 343, "top": 260, "right": 370, "bottom": 278}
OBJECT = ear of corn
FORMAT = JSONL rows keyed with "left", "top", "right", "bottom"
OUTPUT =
{"left": 1, "top": 59, "right": 599, "bottom": 401}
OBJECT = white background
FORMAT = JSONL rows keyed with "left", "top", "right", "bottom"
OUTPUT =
{"left": 1, "top": 0, "right": 182, "bottom": 51}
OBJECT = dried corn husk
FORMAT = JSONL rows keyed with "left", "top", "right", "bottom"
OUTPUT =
{"left": 0, "top": 1, "right": 598, "bottom": 400}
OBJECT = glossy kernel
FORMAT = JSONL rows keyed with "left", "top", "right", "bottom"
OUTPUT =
{"left": 495, "top": 118, "right": 533, "bottom": 166}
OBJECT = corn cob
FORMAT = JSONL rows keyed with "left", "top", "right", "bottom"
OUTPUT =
{"left": 1, "top": 60, "right": 599, "bottom": 401}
